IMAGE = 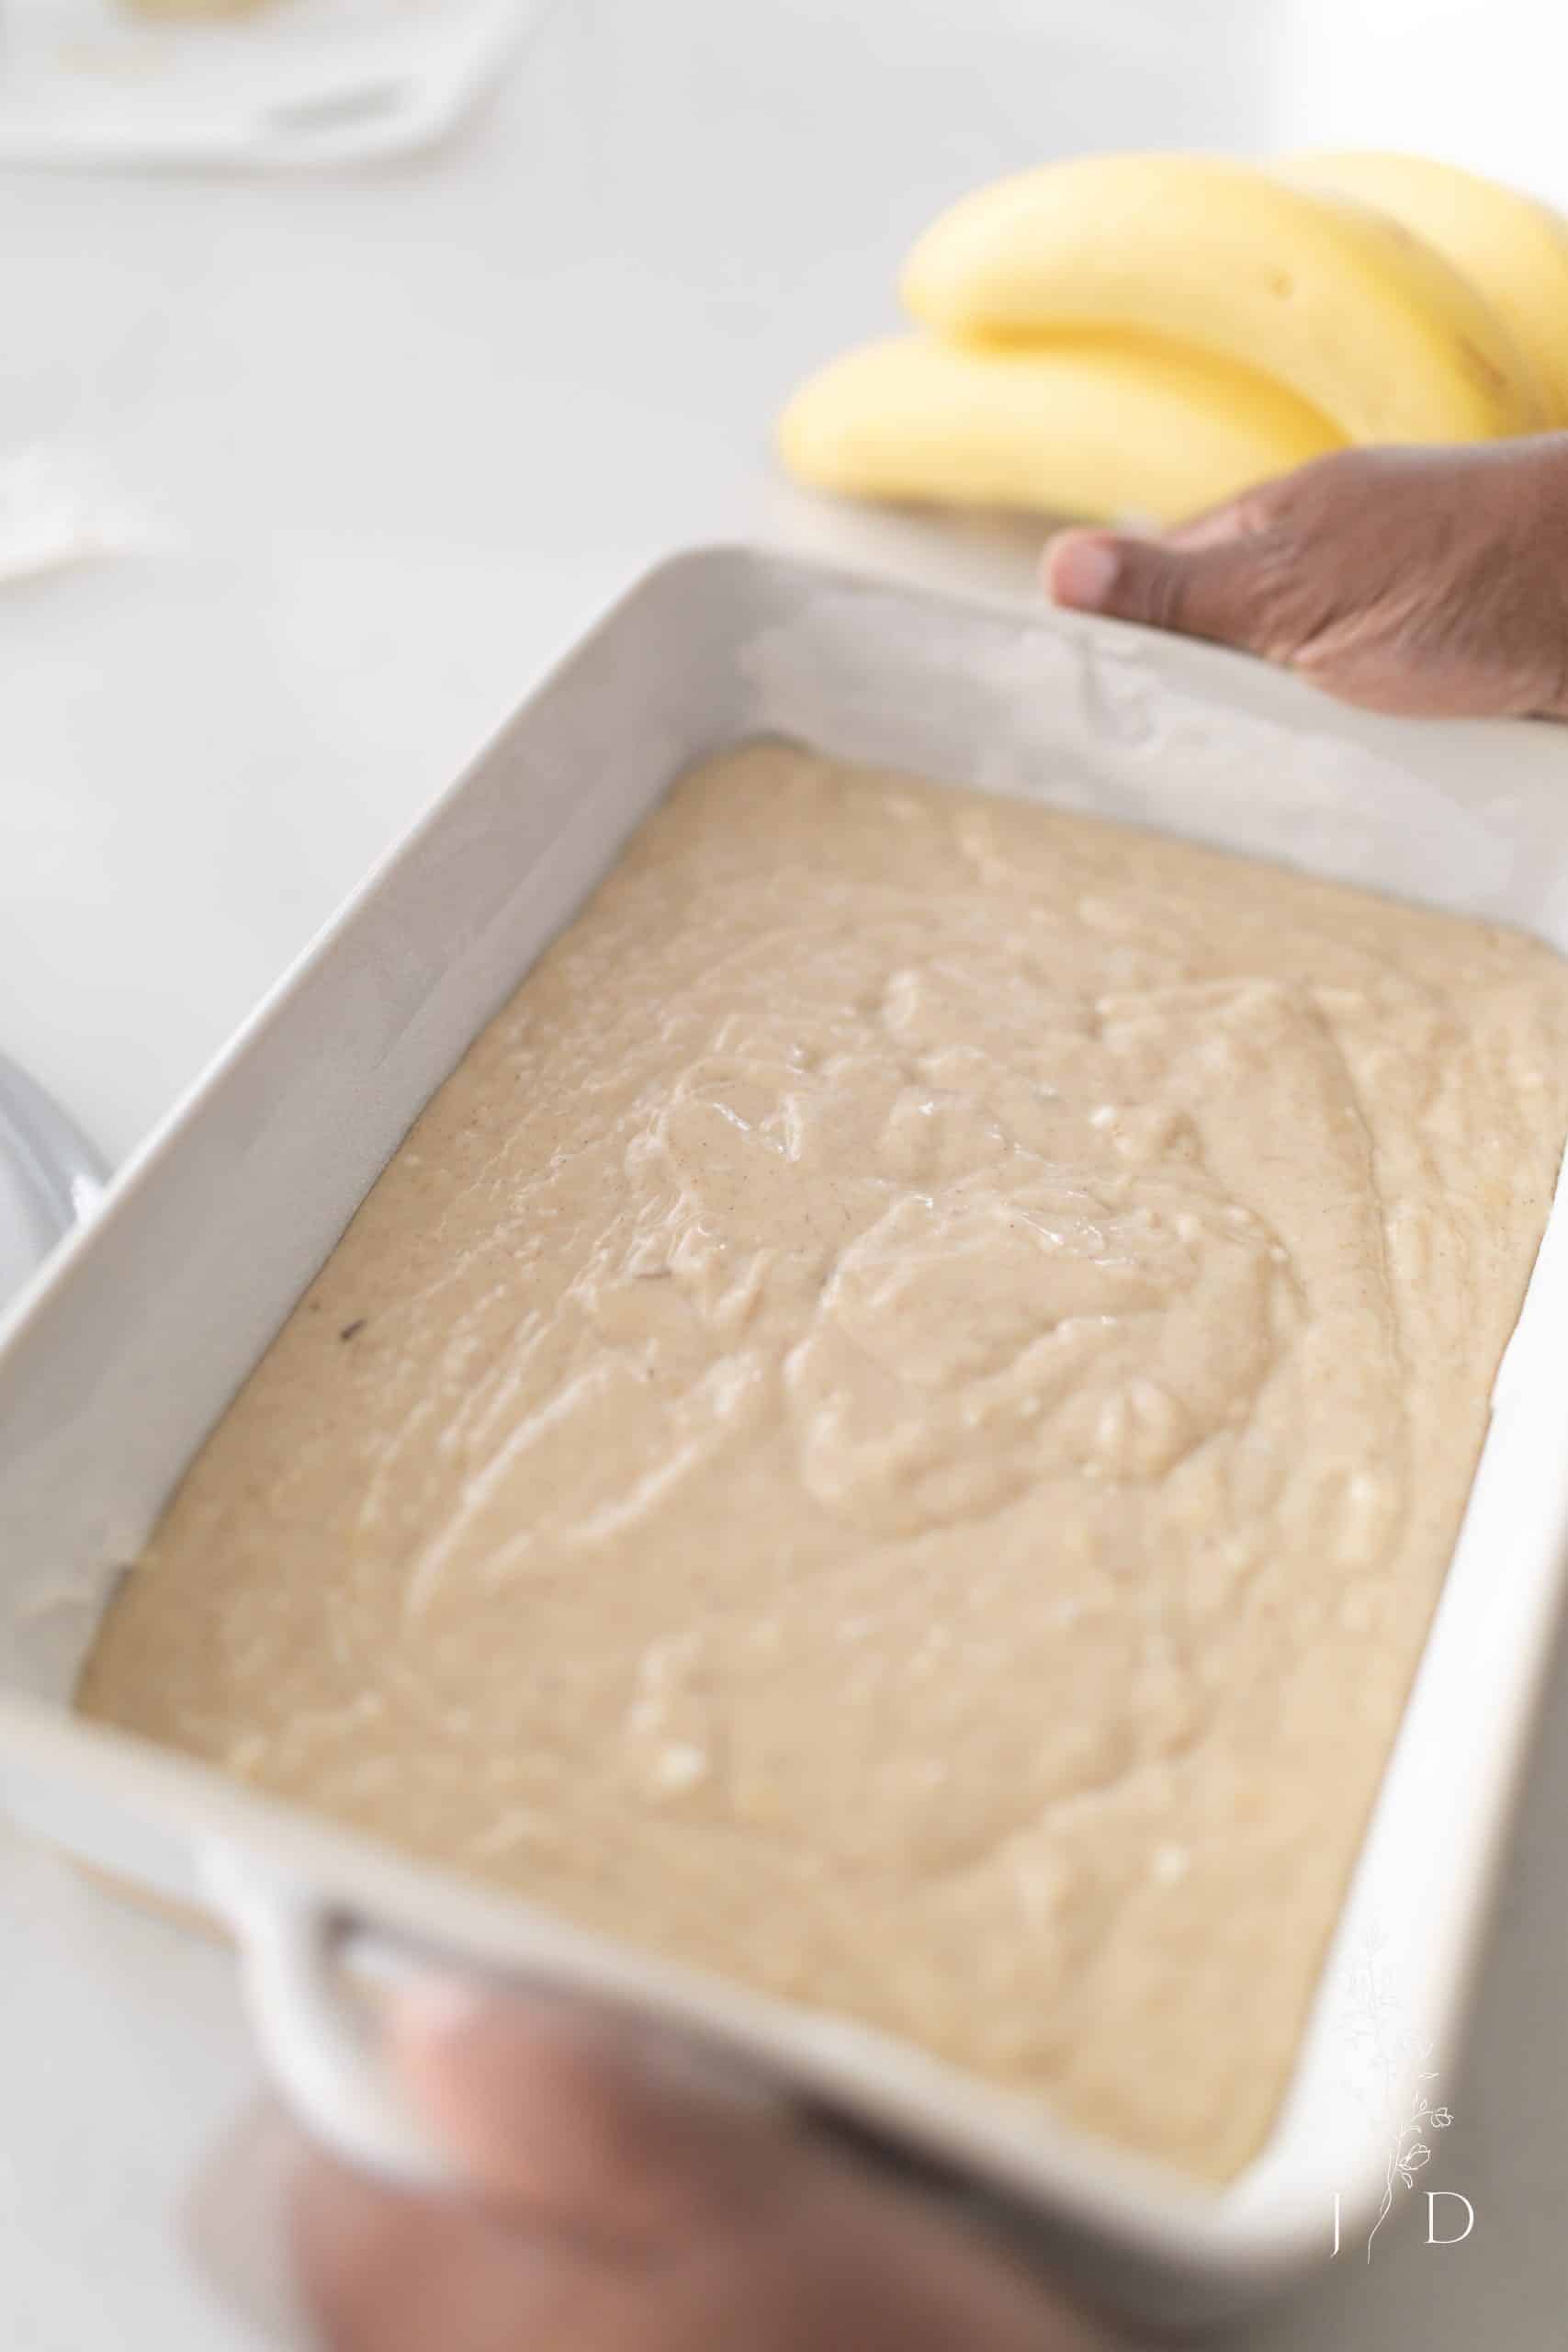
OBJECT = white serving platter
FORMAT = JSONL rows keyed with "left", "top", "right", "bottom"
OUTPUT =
{"left": 0, "top": 0, "right": 546, "bottom": 171}
{"left": 2, "top": 546, "right": 1567, "bottom": 2327}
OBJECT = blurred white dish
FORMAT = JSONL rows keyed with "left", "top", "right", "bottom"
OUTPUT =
{"left": 6, "top": 548, "right": 1568, "bottom": 2324}
{"left": 0, "top": 1052, "right": 105, "bottom": 1311}
{"left": 0, "top": 0, "right": 549, "bottom": 169}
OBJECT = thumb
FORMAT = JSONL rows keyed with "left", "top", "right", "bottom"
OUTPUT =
{"left": 1043, "top": 527, "right": 1269, "bottom": 653}
{"left": 389, "top": 1981, "right": 785, "bottom": 2245}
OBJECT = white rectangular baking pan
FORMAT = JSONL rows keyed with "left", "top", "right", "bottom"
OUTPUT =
{"left": 3, "top": 546, "right": 1568, "bottom": 2327}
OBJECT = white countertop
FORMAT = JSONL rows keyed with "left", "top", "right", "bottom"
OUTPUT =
{"left": 5, "top": 1, "right": 1568, "bottom": 2341}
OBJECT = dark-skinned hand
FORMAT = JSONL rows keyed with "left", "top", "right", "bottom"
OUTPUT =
{"left": 1044, "top": 435, "right": 1568, "bottom": 719}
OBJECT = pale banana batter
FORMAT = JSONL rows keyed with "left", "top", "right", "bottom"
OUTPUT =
{"left": 77, "top": 741, "right": 1568, "bottom": 2181}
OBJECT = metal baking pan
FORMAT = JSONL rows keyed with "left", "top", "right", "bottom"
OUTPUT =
{"left": 3, "top": 546, "right": 1568, "bottom": 2326}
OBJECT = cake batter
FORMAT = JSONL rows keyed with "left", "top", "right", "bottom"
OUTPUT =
{"left": 77, "top": 740, "right": 1568, "bottom": 2181}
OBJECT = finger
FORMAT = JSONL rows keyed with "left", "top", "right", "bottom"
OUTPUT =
{"left": 389, "top": 1981, "right": 786, "bottom": 2249}
{"left": 1042, "top": 526, "right": 1275, "bottom": 653}
{"left": 291, "top": 2146, "right": 623, "bottom": 2352}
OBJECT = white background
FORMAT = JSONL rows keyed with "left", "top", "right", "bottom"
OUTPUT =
{"left": 3, "top": 0, "right": 1567, "bottom": 2341}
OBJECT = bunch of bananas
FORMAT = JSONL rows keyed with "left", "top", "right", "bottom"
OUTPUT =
{"left": 779, "top": 152, "right": 1568, "bottom": 525}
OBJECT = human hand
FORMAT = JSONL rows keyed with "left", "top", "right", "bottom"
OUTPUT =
{"left": 1043, "top": 436, "right": 1568, "bottom": 719}
{"left": 292, "top": 1985, "right": 1133, "bottom": 2352}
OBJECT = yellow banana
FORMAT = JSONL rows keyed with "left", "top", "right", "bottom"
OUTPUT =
{"left": 902, "top": 153, "right": 1544, "bottom": 444}
{"left": 778, "top": 333, "right": 1344, "bottom": 525}
{"left": 1280, "top": 149, "right": 1568, "bottom": 427}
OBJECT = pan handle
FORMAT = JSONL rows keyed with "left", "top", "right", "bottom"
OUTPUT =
{"left": 202, "top": 1844, "right": 462, "bottom": 2188}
